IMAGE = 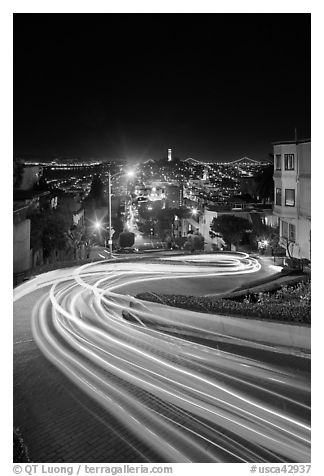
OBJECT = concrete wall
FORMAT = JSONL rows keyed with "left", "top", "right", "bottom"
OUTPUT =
{"left": 297, "top": 217, "right": 311, "bottom": 260}
{"left": 299, "top": 177, "right": 311, "bottom": 218}
{"left": 135, "top": 300, "right": 310, "bottom": 352}
{"left": 298, "top": 142, "right": 311, "bottom": 176}
{"left": 13, "top": 219, "right": 31, "bottom": 273}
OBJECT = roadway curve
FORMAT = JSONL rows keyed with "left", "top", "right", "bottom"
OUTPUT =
{"left": 13, "top": 253, "right": 310, "bottom": 463}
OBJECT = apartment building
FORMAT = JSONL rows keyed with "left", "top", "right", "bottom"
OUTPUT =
{"left": 273, "top": 139, "right": 311, "bottom": 260}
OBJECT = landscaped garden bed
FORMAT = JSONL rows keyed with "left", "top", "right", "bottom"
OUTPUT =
{"left": 136, "top": 280, "right": 311, "bottom": 325}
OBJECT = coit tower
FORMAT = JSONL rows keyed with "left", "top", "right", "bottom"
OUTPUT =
{"left": 168, "top": 148, "right": 172, "bottom": 162}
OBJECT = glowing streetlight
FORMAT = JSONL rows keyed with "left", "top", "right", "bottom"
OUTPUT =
{"left": 94, "top": 220, "right": 101, "bottom": 230}
{"left": 192, "top": 208, "right": 198, "bottom": 216}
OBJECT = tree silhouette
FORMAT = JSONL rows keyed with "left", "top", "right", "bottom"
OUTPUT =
{"left": 119, "top": 231, "right": 135, "bottom": 248}
{"left": 210, "top": 215, "right": 251, "bottom": 249}
{"left": 87, "top": 175, "right": 105, "bottom": 206}
{"left": 184, "top": 231, "right": 205, "bottom": 252}
{"left": 255, "top": 164, "right": 274, "bottom": 203}
{"left": 29, "top": 210, "right": 70, "bottom": 259}
{"left": 67, "top": 225, "right": 85, "bottom": 258}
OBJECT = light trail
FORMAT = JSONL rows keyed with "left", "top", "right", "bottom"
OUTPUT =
{"left": 14, "top": 253, "right": 310, "bottom": 462}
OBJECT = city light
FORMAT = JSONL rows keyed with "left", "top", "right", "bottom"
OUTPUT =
{"left": 13, "top": 13, "right": 311, "bottom": 465}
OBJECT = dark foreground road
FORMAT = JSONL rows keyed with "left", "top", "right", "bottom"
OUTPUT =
{"left": 13, "top": 254, "right": 310, "bottom": 463}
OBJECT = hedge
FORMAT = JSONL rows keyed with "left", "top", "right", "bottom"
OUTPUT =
{"left": 136, "top": 292, "right": 311, "bottom": 325}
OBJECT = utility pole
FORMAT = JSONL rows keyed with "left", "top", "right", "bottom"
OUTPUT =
{"left": 108, "top": 171, "right": 112, "bottom": 258}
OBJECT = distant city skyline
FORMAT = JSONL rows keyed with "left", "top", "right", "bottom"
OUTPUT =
{"left": 14, "top": 14, "right": 310, "bottom": 162}
{"left": 17, "top": 152, "right": 272, "bottom": 165}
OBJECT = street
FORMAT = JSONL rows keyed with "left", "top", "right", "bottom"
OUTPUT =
{"left": 13, "top": 253, "right": 310, "bottom": 463}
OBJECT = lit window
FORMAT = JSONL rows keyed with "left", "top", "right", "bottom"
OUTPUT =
{"left": 284, "top": 154, "right": 295, "bottom": 170}
{"left": 275, "top": 154, "right": 282, "bottom": 170}
{"left": 285, "top": 189, "right": 295, "bottom": 207}
{"left": 275, "top": 188, "right": 282, "bottom": 206}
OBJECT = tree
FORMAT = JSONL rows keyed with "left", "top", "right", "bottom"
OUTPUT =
{"left": 174, "top": 207, "right": 191, "bottom": 220}
{"left": 67, "top": 225, "right": 85, "bottom": 259}
{"left": 87, "top": 175, "right": 105, "bottom": 206}
{"left": 174, "top": 236, "right": 187, "bottom": 249}
{"left": 29, "top": 210, "right": 71, "bottom": 260}
{"left": 258, "top": 224, "right": 279, "bottom": 246}
{"left": 119, "top": 231, "right": 135, "bottom": 248}
{"left": 210, "top": 215, "right": 251, "bottom": 249}
{"left": 183, "top": 232, "right": 205, "bottom": 253}
{"left": 137, "top": 219, "right": 154, "bottom": 236}
{"left": 112, "top": 216, "right": 124, "bottom": 239}
{"left": 155, "top": 208, "right": 176, "bottom": 239}
{"left": 254, "top": 164, "right": 274, "bottom": 203}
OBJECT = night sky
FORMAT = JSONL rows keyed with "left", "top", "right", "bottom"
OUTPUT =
{"left": 14, "top": 13, "right": 311, "bottom": 162}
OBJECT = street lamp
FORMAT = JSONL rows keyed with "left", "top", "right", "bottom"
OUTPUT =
{"left": 107, "top": 169, "right": 135, "bottom": 258}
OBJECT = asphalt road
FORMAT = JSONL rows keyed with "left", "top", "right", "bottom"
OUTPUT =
{"left": 87, "top": 250, "right": 282, "bottom": 297}
{"left": 13, "top": 253, "right": 310, "bottom": 463}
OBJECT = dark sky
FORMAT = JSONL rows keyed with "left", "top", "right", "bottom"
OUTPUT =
{"left": 14, "top": 13, "right": 311, "bottom": 162}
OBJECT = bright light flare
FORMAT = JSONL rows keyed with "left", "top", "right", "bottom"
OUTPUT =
{"left": 16, "top": 253, "right": 310, "bottom": 463}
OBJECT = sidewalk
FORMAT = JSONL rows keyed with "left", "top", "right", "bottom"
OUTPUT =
{"left": 13, "top": 289, "right": 160, "bottom": 463}
{"left": 218, "top": 256, "right": 310, "bottom": 298}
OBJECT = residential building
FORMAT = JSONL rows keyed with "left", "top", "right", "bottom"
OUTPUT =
{"left": 273, "top": 139, "right": 311, "bottom": 260}
{"left": 174, "top": 202, "right": 278, "bottom": 251}
{"left": 165, "top": 184, "right": 183, "bottom": 208}
{"left": 13, "top": 205, "right": 31, "bottom": 275}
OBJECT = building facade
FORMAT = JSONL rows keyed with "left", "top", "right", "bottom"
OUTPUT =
{"left": 273, "top": 139, "right": 311, "bottom": 260}
{"left": 13, "top": 206, "right": 31, "bottom": 274}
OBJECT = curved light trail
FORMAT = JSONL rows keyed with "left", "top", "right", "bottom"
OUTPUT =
{"left": 14, "top": 253, "right": 310, "bottom": 463}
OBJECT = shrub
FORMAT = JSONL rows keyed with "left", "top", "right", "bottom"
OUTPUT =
{"left": 183, "top": 241, "right": 193, "bottom": 252}
{"left": 119, "top": 231, "right": 135, "bottom": 248}
{"left": 183, "top": 232, "right": 205, "bottom": 252}
{"left": 136, "top": 292, "right": 310, "bottom": 325}
{"left": 241, "top": 281, "right": 311, "bottom": 306}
